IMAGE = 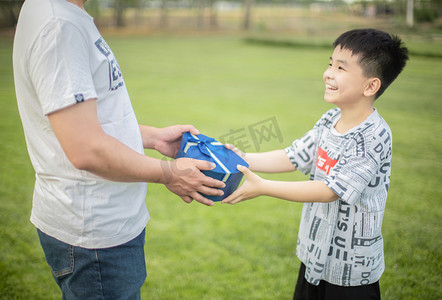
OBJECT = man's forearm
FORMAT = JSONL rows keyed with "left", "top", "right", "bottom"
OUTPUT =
{"left": 139, "top": 125, "right": 160, "bottom": 149}
{"left": 47, "top": 100, "right": 169, "bottom": 183}
{"left": 72, "top": 130, "right": 170, "bottom": 183}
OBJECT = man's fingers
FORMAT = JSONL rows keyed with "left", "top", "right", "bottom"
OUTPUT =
{"left": 191, "top": 159, "right": 225, "bottom": 189}
{"left": 202, "top": 177, "right": 225, "bottom": 189}
{"left": 193, "top": 159, "right": 216, "bottom": 171}
{"left": 168, "top": 158, "right": 227, "bottom": 205}
{"left": 179, "top": 125, "right": 199, "bottom": 136}
{"left": 198, "top": 186, "right": 224, "bottom": 197}
{"left": 181, "top": 196, "right": 193, "bottom": 203}
{"left": 191, "top": 193, "right": 214, "bottom": 206}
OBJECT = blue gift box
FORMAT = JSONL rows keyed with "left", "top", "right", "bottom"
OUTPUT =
{"left": 175, "top": 132, "right": 249, "bottom": 202}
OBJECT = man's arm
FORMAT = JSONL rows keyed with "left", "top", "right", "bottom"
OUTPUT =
{"left": 48, "top": 99, "right": 225, "bottom": 205}
{"left": 222, "top": 165, "right": 338, "bottom": 204}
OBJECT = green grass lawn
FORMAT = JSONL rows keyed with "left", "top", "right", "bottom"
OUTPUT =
{"left": 0, "top": 33, "right": 441, "bottom": 299}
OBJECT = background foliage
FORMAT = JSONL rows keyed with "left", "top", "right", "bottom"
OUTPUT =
{"left": 1, "top": 0, "right": 442, "bottom": 29}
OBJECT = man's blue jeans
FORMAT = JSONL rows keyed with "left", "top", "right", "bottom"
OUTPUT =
{"left": 37, "top": 228, "right": 147, "bottom": 300}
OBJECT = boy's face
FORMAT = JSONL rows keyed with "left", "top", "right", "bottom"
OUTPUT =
{"left": 323, "top": 47, "right": 372, "bottom": 108}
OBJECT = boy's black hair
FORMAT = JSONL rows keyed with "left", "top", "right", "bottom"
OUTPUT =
{"left": 333, "top": 28, "right": 409, "bottom": 99}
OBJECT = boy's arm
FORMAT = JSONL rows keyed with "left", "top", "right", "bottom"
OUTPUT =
{"left": 225, "top": 145, "right": 295, "bottom": 173}
{"left": 222, "top": 165, "right": 338, "bottom": 204}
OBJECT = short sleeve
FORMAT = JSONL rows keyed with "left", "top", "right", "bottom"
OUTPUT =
{"left": 285, "top": 109, "right": 339, "bottom": 175}
{"left": 285, "top": 127, "right": 318, "bottom": 174}
{"left": 324, "top": 127, "right": 392, "bottom": 205}
{"left": 28, "top": 19, "right": 97, "bottom": 115}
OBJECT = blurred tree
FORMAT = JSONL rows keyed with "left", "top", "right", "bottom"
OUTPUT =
{"left": 196, "top": 0, "right": 205, "bottom": 29}
{"left": 114, "top": 0, "right": 125, "bottom": 27}
{"left": 0, "top": 0, "right": 24, "bottom": 27}
{"left": 209, "top": 0, "right": 218, "bottom": 29}
{"left": 3, "top": 0, "right": 442, "bottom": 30}
{"left": 160, "top": 0, "right": 168, "bottom": 28}
{"left": 243, "top": 0, "right": 254, "bottom": 30}
{"left": 414, "top": 0, "right": 439, "bottom": 23}
{"left": 194, "top": 0, "right": 218, "bottom": 30}
{"left": 84, "top": 0, "right": 101, "bottom": 21}
{"left": 113, "top": 0, "right": 141, "bottom": 27}
{"left": 407, "top": 0, "right": 414, "bottom": 27}
{"left": 135, "top": 0, "right": 143, "bottom": 26}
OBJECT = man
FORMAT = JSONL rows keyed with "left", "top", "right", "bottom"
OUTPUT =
{"left": 12, "top": 0, "right": 224, "bottom": 298}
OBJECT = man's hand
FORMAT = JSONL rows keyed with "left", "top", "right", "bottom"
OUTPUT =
{"left": 221, "top": 165, "right": 263, "bottom": 204}
{"left": 140, "top": 125, "right": 199, "bottom": 158}
{"left": 164, "top": 157, "right": 226, "bottom": 206}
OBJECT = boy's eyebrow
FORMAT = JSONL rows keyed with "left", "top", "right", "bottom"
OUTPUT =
{"left": 329, "top": 56, "right": 348, "bottom": 65}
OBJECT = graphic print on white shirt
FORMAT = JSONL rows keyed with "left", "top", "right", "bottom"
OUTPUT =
{"left": 95, "top": 37, "right": 124, "bottom": 91}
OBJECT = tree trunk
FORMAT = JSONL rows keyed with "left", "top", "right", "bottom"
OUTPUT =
{"left": 210, "top": 0, "right": 218, "bottom": 29}
{"left": 160, "top": 0, "right": 168, "bottom": 29}
{"left": 243, "top": 0, "right": 254, "bottom": 30}
{"left": 135, "top": 0, "right": 142, "bottom": 27}
{"left": 114, "top": 0, "right": 125, "bottom": 27}
{"left": 196, "top": 0, "right": 205, "bottom": 29}
{"left": 406, "top": 0, "right": 414, "bottom": 28}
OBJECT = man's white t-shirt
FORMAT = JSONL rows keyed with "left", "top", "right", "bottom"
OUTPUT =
{"left": 13, "top": 0, "right": 149, "bottom": 248}
{"left": 285, "top": 108, "right": 392, "bottom": 286}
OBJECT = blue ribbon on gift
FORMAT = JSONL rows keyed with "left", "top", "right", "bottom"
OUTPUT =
{"left": 183, "top": 134, "right": 231, "bottom": 182}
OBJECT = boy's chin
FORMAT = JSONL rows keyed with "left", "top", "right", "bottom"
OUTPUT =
{"left": 323, "top": 95, "right": 338, "bottom": 104}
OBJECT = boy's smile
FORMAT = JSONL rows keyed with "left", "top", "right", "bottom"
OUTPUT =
{"left": 323, "top": 47, "right": 372, "bottom": 109}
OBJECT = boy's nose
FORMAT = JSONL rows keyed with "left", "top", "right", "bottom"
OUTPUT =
{"left": 323, "top": 68, "right": 334, "bottom": 80}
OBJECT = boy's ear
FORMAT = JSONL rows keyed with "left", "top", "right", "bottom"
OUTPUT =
{"left": 364, "top": 78, "right": 381, "bottom": 97}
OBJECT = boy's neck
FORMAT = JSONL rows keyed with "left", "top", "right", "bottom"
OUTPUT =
{"left": 335, "top": 103, "right": 374, "bottom": 134}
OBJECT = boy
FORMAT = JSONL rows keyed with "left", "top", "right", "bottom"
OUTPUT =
{"left": 222, "top": 29, "right": 408, "bottom": 299}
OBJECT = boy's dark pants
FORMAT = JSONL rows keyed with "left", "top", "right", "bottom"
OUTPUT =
{"left": 293, "top": 263, "right": 381, "bottom": 300}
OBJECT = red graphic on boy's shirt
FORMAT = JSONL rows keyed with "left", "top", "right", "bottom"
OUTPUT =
{"left": 317, "top": 147, "right": 338, "bottom": 175}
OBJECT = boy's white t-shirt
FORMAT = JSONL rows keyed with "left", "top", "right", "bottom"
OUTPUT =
{"left": 13, "top": 0, "right": 149, "bottom": 248}
{"left": 286, "top": 108, "right": 392, "bottom": 286}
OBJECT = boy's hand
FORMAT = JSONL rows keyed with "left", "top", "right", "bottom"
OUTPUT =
{"left": 225, "top": 144, "right": 248, "bottom": 164}
{"left": 221, "top": 165, "right": 263, "bottom": 204}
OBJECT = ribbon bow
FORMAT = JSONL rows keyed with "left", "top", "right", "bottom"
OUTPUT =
{"left": 184, "top": 134, "right": 221, "bottom": 155}
{"left": 183, "top": 134, "right": 231, "bottom": 182}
